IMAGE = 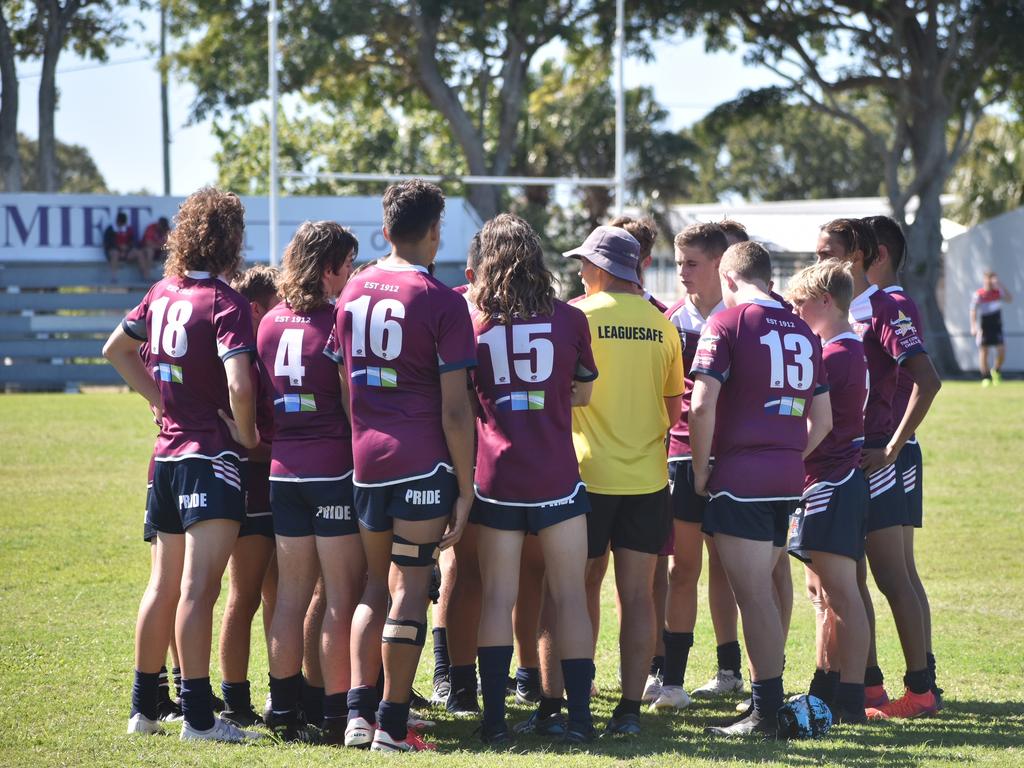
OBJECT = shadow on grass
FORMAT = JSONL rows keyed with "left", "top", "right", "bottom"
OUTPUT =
{"left": 430, "top": 698, "right": 1024, "bottom": 765}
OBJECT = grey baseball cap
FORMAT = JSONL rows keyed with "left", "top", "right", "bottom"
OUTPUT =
{"left": 563, "top": 225, "right": 642, "bottom": 286}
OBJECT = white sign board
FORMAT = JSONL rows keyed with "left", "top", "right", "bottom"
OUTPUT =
{"left": 0, "top": 193, "right": 482, "bottom": 265}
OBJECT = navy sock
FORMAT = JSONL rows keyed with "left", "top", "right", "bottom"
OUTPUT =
{"left": 808, "top": 669, "right": 839, "bottom": 707}
{"left": 131, "top": 670, "right": 161, "bottom": 720}
{"left": 515, "top": 665, "right": 540, "bottom": 689}
{"left": 539, "top": 696, "right": 563, "bottom": 718}
{"left": 751, "top": 676, "right": 783, "bottom": 721}
{"left": 432, "top": 627, "right": 450, "bottom": 684}
{"left": 180, "top": 676, "right": 215, "bottom": 731}
{"left": 926, "top": 652, "right": 938, "bottom": 687}
{"left": 836, "top": 682, "right": 865, "bottom": 714}
{"left": 347, "top": 685, "right": 378, "bottom": 724}
{"left": 157, "top": 665, "right": 171, "bottom": 699}
{"left": 323, "top": 692, "right": 348, "bottom": 723}
{"left": 377, "top": 700, "right": 409, "bottom": 741}
{"left": 450, "top": 663, "right": 477, "bottom": 695}
{"left": 172, "top": 666, "right": 182, "bottom": 698}
{"left": 649, "top": 655, "right": 664, "bottom": 677}
{"left": 662, "top": 631, "right": 694, "bottom": 687}
{"left": 905, "top": 668, "right": 931, "bottom": 695}
{"left": 301, "top": 678, "right": 325, "bottom": 726}
{"left": 865, "top": 665, "right": 884, "bottom": 687}
{"left": 268, "top": 673, "right": 303, "bottom": 717}
{"left": 612, "top": 697, "right": 641, "bottom": 719}
{"left": 221, "top": 680, "right": 251, "bottom": 713}
{"left": 717, "top": 641, "right": 741, "bottom": 676}
{"left": 479, "top": 646, "right": 513, "bottom": 729}
{"left": 561, "top": 658, "right": 594, "bottom": 729}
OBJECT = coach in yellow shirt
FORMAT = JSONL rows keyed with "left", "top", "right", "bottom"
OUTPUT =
{"left": 564, "top": 225, "right": 683, "bottom": 737}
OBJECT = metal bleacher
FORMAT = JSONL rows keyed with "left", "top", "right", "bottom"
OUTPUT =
{"left": 0, "top": 260, "right": 145, "bottom": 391}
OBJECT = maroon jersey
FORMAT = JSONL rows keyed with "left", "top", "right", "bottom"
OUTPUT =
{"left": 471, "top": 301, "right": 597, "bottom": 505}
{"left": 804, "top": 333, "right": 867, "bottom": 488}
{"left": 882, "top": 285, "right": 926, "bottom": 427}
{"left": 643, "top": 290, "right": 668, "bottom": 313}
{"left": 692, "top": 298, "right": 827, "bottom": 499}
{"left": 328, "top": 263, "right": 477, "bottom": 486}
{"left": 257, "top": 302, "right": 352, "bottom": 481}
{"left": 122, "top": 271, "right": 255, "bottom": 461}
{"left": 848, "top": 285, "right": 925, "bottom": 444}
{"left": 665, "top": 296, "right": 725, "bottom": 460}
{"left": 453, "top": 283, "right": 470, "bottom": 295}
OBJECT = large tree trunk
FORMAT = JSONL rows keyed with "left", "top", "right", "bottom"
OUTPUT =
{"left": 901, "top": 176, "right": 961, "bottom": 376}
{"left": 37, "top": 2, "right": 66, "bottom": 193}
{"left": 0, "top": 10, "right": 21, "bottom": 192}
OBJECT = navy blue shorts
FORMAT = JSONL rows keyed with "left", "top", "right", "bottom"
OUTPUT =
{"left": 148, "top": 455, "right": 246, "bottom": 534}
{"left": 354, "top": 466, "right": 457, "bottom": 533}
{"left": 471, "top": 484, "right": 589, "bottom": 535}
{"left": 703, "top": 494, "right": 796, "bottom": 547}
{"left": 865, "top": 463, "right": 909, "bottom": 532}
{"left": 143, "top": 484, "right": 158, "bottom": 543}
{"left": 898, "top": 441, "right": 923, "bottom": 528}
{"left": 788, "top": 470, "right": 869, "bottom": 563}
{"left": 668, "top": 460, "right": 708, "bottom": 524}
{"left": 271, "top": 476, "right": 358, "bottom": 537}
{"left": 240, "top": 462, "right": 274, "bottom": 538}
{"left": 585, "top": 486, "right": 672, "bottom": 559}
{"left": 980, "top": 312, "right": 1003, "bottom": 347}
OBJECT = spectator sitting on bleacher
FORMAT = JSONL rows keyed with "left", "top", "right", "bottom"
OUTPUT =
{"left": 141, "top": 217, "right": 171, "bottom": 268}
{"left": 103, "top": 212, "right": 150, "bottom": 283}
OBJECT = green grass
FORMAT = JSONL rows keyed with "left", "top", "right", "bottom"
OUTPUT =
{"left": 1, "top": 382, "right": 1022, "bottom": 767}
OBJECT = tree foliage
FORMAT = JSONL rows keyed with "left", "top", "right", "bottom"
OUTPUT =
{"left": 947, "top": 114, "right": 1024, "bottom": 226}
{"left": 16, "top": 132, "right": 108, "bottom": 192}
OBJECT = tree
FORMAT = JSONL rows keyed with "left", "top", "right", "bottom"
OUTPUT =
{"left": 689, "top": 88, "right": 887, "bottom": 202}
{"left": 169, "top": 0, "right": 687, "bottom": 219}
{"left": 680, "top": 1, "right": 1024, "bottom": 373}
{"left": 0, "top": 3, "right": 28, "bottom": 191}
{"left": 16, "top": 1, "right": 137, "bottom": 192}
{"left": 947, "top": 114, "right": 1024, "bottom": 225}
{"left": 16, "top": 132, "right": 109, "bottom": 192}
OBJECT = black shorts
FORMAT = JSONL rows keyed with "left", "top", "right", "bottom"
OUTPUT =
{"left": 703, "top": 494, "right": 796, "bottom": 547}
{"left": 788, "top": 470, "right": 869, "bottom": 563}
{"left": 143, "top": 484, "right": 157, "bottom": 543}
{"left": 354, "top": 466, "right": 457, "bottom": 533}
{"left": 470, "top": 484, "right": 589, "bottom": 535}
{"left": 668, "top": 460, "right": 708, "bottom": 524}
{"left": 271, "top": 476, "right": 359, "bottom": 537}
{"left": 240, "top": 462, "right": 274, "bottom": 538}
{"left": 148, "top": 455, "right": 245, "bottom": 534}
{"left": 898, "top": 440, "right": 923, "bottom": 528}
{"left": 585, "top": 486, "right": 671, "bottom": 559}
{"left": 865, "top": 462, "right": 909, "bottom": 532}
{"left": 980, "top": 312, "right": 1004, "bottom": 347}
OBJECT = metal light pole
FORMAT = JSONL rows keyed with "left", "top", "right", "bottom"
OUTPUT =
{"left": 160, "top": 1, "right": 170, "bottom": 196}
{"left": 268, "top": 0, "right": 280, "bottom": 266}
{"left": 613, "top": 0, "right": 625, "bottom": 215}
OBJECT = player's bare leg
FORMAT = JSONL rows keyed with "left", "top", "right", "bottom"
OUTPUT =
{"left": 585, "top": 548, "right": 609, "bottom": 663}
{"left": 261, "top": 551, "right": 278, "bottom": 639}
{"left": 512, "top": 535, "right": 544, "bottom": 703}
{"left": 346, "top": 527, "right": 390, "bottom": 746}
{"left": 692, "top": 535, "right": 745, "bottom": 698}
{"left": 219, "top": 534, "right": 273, "bottom": 724}
{"left": 300, "top": 577, "right": 325, "bottom": 724}
{"left": 316, "top": 533, "right": 366, "bottom": 738}
{"left": 445, "top": 522, "right": 482, "bottom": 715}
{"left": 650, "top": 556, "right": 668, "bottom": 674}
{"left": 978, "top": 346, "right": 990, "bottom": 380}
{"left": 656, "top": 519, "right": 702, "bottom": 709}
{"left": 995, "top": 343, "right": 1006, "bottom": 376}
{"left": 608, "top": 547, "right": 657, "bottom": 733}
{"left": 902, "top": 526, "right": 939, "bottom": 704}
{"left": 518, "top": 579, "right": 568, "bottom": 736}
{"left": 772, "top": 551, "right": 793, "bottom": 642}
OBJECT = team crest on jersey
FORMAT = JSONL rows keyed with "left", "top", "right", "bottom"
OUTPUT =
{"left": 496, "top": 391, "right": 545, "bottom": 411}
{"left": 154, "top": 363, "right": 183, "bottom": 383}
{"left": 889, "top": 311, "right": 917, "bottom": 337}
{"left": 353, "top": 366, "right": 398, "bottom": 387}
{"left": 763, "top": 396, "right": 806, "bottom": 417}
{"left": 276, "top": 393, "right": 317, "bottom": 413}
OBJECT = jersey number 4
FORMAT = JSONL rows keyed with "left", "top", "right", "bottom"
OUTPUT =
{"left": 274, "top": 327, "right": 306, "bottom": 386}
{"left": 478, "top": 323, "right": 553, "bottom": 384}
{"left": 759, "top": 330, "right": 813, "bottom": 390}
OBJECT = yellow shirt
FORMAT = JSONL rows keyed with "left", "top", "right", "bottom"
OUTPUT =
{"left": 572, "top": 291, "right": 684, "bottom": 494}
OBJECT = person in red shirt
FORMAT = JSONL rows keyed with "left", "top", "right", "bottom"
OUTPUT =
{"left": 104, "top": 211, "right": 151, "bottom": 282}
{"left": 970, "top": 270, "right": 1013, "bottom": 385}
{"left": 142, "top": 217, "right": 172, "bottom": 265}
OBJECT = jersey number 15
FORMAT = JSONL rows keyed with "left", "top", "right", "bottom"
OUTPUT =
{"left": 478, "top": 323, "right": 553, "bottom": 384}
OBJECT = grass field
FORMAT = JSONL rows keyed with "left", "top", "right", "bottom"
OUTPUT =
{"left": 1, "top": 382, "right": 1022, "bottom": 767}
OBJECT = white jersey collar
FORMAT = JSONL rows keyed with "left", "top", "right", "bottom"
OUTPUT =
{"left": 849, "top": 284, "right": 879, "bottom": 323}
{"left": 374, "top": 261, "right": 429, "bottom": 274}
{"left": 823, "top": 331, "right": 862, "bottom": 347}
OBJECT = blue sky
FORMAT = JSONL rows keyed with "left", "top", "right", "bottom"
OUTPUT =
{"left": 13, "top": 8, "right": 783, "bottom": 195}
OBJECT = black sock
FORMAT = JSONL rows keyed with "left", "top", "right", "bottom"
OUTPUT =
{"left": 561, "top": 658, "right": 594, "bottom": 729}
{"left": 808, "top": 669, "right": 840, "bottom": 708}
{"left": 375, "top": 667, "right": 385, "bottom": 701}
{"left": 515, "top": 665, "right": 540, "bottom": 690}
{"left": 836, "top": 682, "right": 865, "bottom": 714}
{"left": 172, "top": 666, "right": 182, "bottom": 699}
{"left": 323, "top": 692, "right": 348, "bottom": 723}
{"left": 131, "top": 670, "right": 161, "bottom": 720}
{"left": 717, "top": 641, "right": 742, "bottom": 676}
{"left": 612, "top": 697, "right": 641, "bottom": 719}
{"left": 450, "top": 663, "right": 477, "bottom": 696}
{"left": 347, "top": 685, "right": 378, "bottom": 724}
{"left": 377, "top": 700, "right": 409, "bottom": 741}
{"left": 268, "top": 673, "right": 303, "bottom": 718}
{"left": 649, "top": 655, "right": 665, "bottom": 677}
{"left": 905, "top": 668, "right": 931, "bottom": 695}
{"left": 479, "top": 646, "right": 513, "bottom": 729}
{"left": 180, "top": 676, "right": 215, "bottom": 731}
{"left": 751, "top": 676, "right": 783, "bottom": 722}
{"left": 432, "top": 627, "right": 450, "bottom": 684}
{"left": 926, "top": 652, "right": 938, "bottom": 688}
{"left": 865, "top": 665, "right": 884, "bottom": 687}
{"left": 157, "top": 666, "right": 172, "bottom": 703}
{"left": 221, "top": 680, "right": 251, "bottom": 713}
{"left": 301, "top": 677, "right": 325, "bottom": 726}
{"left": 662, "top": 631, "right": 694, "bottom": 687}
{"left": 538, "top": 696, "right": 563, "bottom": 718}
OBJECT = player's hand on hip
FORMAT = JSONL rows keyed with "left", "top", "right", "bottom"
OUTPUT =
{"left": 440, "top": 495, "right": 473, "bottom": 550}
{"left": 150, "top": 402, "right": 163, "bottom": 428}
{"left": 860, "top": 446, "right": 895, "bottom": 475}
{"left": 218, "top": 409, "right": 261, "bottom": 450}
